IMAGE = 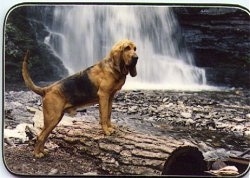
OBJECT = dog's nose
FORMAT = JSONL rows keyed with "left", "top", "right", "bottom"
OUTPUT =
{"left": 132, "top": 55, "right": 138, "bottom": 61}
{"left": 131, "top": 55, "right": 138, "bottom": 66}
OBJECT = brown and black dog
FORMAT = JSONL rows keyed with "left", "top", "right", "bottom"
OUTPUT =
{"left": 22, "top": 39, "right": 138, "bottom": 158}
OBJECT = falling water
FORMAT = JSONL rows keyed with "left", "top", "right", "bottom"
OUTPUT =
{"left": 43, "top": 5, "right": 208, "bottom": 90}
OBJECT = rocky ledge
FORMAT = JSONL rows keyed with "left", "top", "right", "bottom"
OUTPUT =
{"left": 3, "top": 89, "right": 250, "bottom": 175}
{"left": 4, "top": 89, "right": 250, "bottom": 151}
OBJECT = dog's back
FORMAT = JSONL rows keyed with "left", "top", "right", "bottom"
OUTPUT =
{"left": 59, "top": 66, "right": 98, "bottom": 106}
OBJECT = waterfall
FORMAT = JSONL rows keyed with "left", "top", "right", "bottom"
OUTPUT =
{"left": 43, "top": 5, "right": 208, "bottom": 90}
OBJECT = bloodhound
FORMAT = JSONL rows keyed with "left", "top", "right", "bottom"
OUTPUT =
{"left": 22, "top": 39, "right": 138, "bottom": 158}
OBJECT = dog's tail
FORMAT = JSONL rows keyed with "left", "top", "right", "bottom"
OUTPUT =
{"left": 22, "top": 50, "right": 45, "bottom": 96}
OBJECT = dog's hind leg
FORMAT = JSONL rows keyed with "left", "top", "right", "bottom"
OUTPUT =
{"left": 34, "top": 96, "right": 64, "bottom": 158}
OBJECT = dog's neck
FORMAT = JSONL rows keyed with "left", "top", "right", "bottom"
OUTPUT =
{"left": 104, "top": 57, "right": 127, "bottom": 81}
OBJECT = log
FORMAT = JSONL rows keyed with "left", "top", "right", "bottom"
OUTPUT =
{"left": 28, "top": 107, "right": 196, "bottom": 175}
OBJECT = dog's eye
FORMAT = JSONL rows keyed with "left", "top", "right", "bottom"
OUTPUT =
{"left": 124, "top": 46, "right": 131, "bottom": 51}
{"left": 134, "top": 47, "right": 136, "bottom": 51}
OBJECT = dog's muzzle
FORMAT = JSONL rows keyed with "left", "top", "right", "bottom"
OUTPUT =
{"left": 130, "top": 55, "right": 138, "bottom": 67}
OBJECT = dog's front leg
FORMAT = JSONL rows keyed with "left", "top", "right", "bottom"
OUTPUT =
{"left": 98, "top": 90, "right": 113, "bottom": 136}
{"left": 107, "top": 93, "right": 116, "bottom": 132}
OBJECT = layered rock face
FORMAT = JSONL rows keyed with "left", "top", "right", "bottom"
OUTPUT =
{"left": 173, "top": 7, "right": 250, "bottom": 88}
{"left": 5, "top": 6, "right": 68, "bottom": 87}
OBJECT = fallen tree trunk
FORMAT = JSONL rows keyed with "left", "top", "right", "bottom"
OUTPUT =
{"left": 28, "top": 107, "right": 195, "bottom": 175}
{"left": 50, "top": 122, "right": 196, "bottom": 175}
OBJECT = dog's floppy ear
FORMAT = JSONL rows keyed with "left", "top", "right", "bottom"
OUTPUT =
{"left": 110, "top": 48, "right": 121, "bottom": 72}
{"left": 129, "top": 66, "right": 137, "bottom": 77}
{"left": 110, "top": 45, "right": 129, "bottom": 75}
{"left": 120, "top": 60, "right": 129, "bottom": 75}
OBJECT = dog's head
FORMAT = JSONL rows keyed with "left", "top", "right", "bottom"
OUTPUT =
{"left": 110, "top": 39, "right": 138, "bottom": 77}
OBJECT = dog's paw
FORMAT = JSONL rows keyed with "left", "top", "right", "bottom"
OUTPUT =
{"left": 34, "top": 152, "right": 45, "bottom": 158}
{"left": 109, "top": 123, "right": 117, "bottom": 129}
{"left": 103, "top": 130, "right": 111, "bottom": 136}
{"left": 103, "top": 127, "right": 116, "bottom": 136}
{"left": 102, "top": 124, "right": 116, "bottom": 136}
{"left": 41, "top": 149, "right": 49, "bottom": 155}
{"left": 33, "top": 148, "right": 48, "bottom": 158}
{"left": 108, "top": 127, "right": 116, "bottom": 134}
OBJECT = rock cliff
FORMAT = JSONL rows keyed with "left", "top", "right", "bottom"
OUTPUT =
{"left": 173, "top": 7, "right": 250, "bottom": 88}
{"left": 5, "top": 6, "right": 68, "bottom": 88}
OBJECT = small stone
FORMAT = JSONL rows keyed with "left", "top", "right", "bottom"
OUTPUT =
{"left": 11, "top": 101, "right": 23, "bottom": 107}
{"left": 231, "top": 125, "right": 245, "bottom": 132}
{"left": 4, "top": 138, "right": 15, "bottom": 147}
{"left": 26, "top": 106, "right": 37, "bottom": 114}
{"left": 162, "top": 98, "right": 168, "bottom": 102}
{"left": 244, "top": 130, "right": 250, "bottom": 137}
{"left": 215, "top": 123, "right": 228, "bottom": 129}
{"left": 185, "top": 118, "right": 195, "bottom": 126}
{"left": 246, "top": 114, "right": 250, "bottom": 119}
{"left": 212, "top": 160, "right": 227, "bottom": 170}
{"left": 149, "top": 105, "right": 157, "bottom": 113}
{"left": 48, "top": 168, "right": 58, "bottom": 175}
{"left": 181, "top": 112, "right": 192, "bottom": 118}
{"left": 148, "top": 117, "right": 156, "bottom": 122}
{"left": 165, "top": 103, "right": 174, "bottom": 107}
{"left": 128, "top": 106, "right": 138, "bottom": 114}
{"left": 120, "top": 150, "right": 132, "bottom": 157}
{"left": 83, "top": 171, "right": 98, "bottom": 175}
{"left": 232, "top": 117, "right": 245, "bottom": 123}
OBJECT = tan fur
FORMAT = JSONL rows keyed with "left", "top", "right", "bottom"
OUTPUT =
{"left": 22, "top": 39, "right": 138, "bottom": 158}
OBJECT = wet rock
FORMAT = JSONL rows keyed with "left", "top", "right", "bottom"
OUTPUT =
{"left": 185, "top": 118, "right": 195, "bottom": 126}
{"left": 4, "top": 89, "right": 250, "bottom": 159}
{"left": 4, "top": 123, "right": 34, "bottom": 144}
{"left": 83, "top": 171, "right": 98, "bottom": 175}
{"left": 232, "top": 117, "right": 245, "bottom": 123}
{"left": 48, "top": 168, "right": 59, "bottom": 175}
{"left": 128, "top": 106, "right": 139, "bottom": 114}
{"left": 203, "top": 148, "right": 230, "bottom": 161}
{"left": 244, "top": 131, "right": 250, "bottom": 137}
{"left": 162, "top": 98, "right": 168, "bottom": 103}
{"left": 231, "top": 125, "right": 245, "bottom": 133}
{"left": 4, "top": 138, "right": 16, "bottom": 147}
{"left": 181, "top": 112, "right": 192, "bottom": 119}
{"left": 215, "top": 122, "right": 229, "bottom": 129}
{"left": 211, "top": 160, "right": 227, "bottom": 170}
